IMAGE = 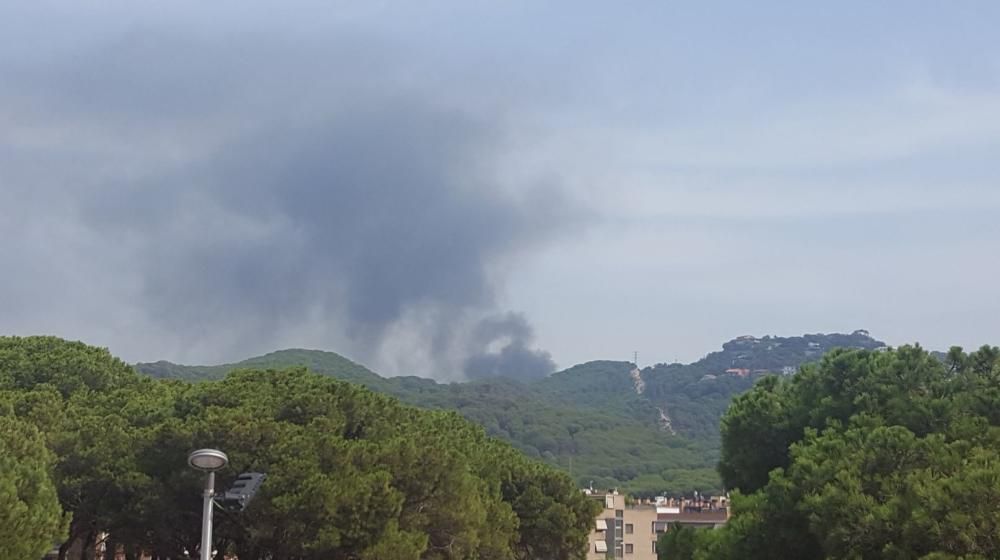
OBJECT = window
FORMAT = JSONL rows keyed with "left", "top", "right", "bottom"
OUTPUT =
{"left": 625, "top": 543, "right": 633, "bottom": 554}
{"left": 652, "top": 541, "right": 657, "bottom": 553}
{"left": 615, "top": 509, "right": 624, "bottom": 518}
{"left": 625, "top": 523, "right": 633, "bottom": 534}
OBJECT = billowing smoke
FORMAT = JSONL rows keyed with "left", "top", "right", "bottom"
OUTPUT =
{"left": 0, "top": 31, "right": 577, "bottom": 379}
{"left": 463, "top": 313, "right": 556, "bottom": 381}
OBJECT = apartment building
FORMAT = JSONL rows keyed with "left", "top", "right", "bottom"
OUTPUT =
{"left": 585, "top": 491, "right": 729, "bottom": 560}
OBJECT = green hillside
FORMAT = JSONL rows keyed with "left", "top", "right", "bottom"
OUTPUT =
{"left": 643, "top": 330, "right": 887, "bottom": 441}
{"left": 135, "top": 330, "right": 886, "bottom": 496}
{"left": 663, "top": 344, "right": 1000, "bottom": 560}
{"left": 138, "top": 348, "right": 387, "bottom": 388}
{"left": 1, "top": 336, "right": 599, "bottom": 559}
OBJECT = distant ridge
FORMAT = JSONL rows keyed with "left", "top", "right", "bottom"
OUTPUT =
{"left": 137, "top": 348, "right": 385, "bottom": 387}
{"left": 135, "top": 330, "right": 886, "bottom": 496}
{"left": 639, "top": 329, "right": 886, "bottom": 440}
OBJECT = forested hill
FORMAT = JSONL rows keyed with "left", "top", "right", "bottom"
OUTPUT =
{"left": 137, "top": 348, "right": 387, "bottom": 387}
{"left": 0, "top": 336, "right": 601, "bottom": 559}
{"left": 137, "top": 330, "right": 886, "bottom": 495}
{"left": 660, "top": 344, "right": 1000, "bottom": 559}
{"left": 641, "top": 330, "right": 887, "bottom": 440}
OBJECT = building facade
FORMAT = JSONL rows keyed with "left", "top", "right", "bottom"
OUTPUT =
{"left": 585, "top": 491, "right": 729, "bottom": 560}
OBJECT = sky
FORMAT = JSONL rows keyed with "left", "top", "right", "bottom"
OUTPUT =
{"left": 1, "top": 1, "right": 998, "bottom": 379}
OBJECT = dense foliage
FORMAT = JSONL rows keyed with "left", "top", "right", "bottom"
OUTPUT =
{"left": 142, "top": 354, "right": 717, "bottom": 496}
{"left": 0, "top": 336, "right": 600, "bottom": 560}
{"left": 662, "top": 344, "right": 1000, "bottom": 560}
{"left": 139, "top": 332, "right": 884, "bottom": 497}
{"left": 0, "top": 415, "right": 66, "bottom": 558}
{"left": 643, "top": 330, "right": 885, "bottom": 442}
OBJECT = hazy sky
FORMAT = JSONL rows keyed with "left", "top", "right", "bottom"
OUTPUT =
{"left": 2, "top": 2, "right": 998, "bottom": 378}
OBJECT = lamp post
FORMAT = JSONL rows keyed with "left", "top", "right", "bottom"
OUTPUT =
{"left": 188, "top": 449, "right": 229, "bottom": 560}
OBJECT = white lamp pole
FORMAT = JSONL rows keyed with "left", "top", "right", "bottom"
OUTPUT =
{"left": 188, "top": 449, "right": 229, "bottom": 560}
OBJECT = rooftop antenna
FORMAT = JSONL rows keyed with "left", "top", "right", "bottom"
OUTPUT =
{"left": 633, "top": 351, "right": 638, "bottom": 367}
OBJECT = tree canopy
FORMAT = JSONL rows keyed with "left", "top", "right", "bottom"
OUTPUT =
{"left": 664, "top": 344, "right": 1000, "bottom": 560}
{"left": 0, "top": 415, "right": 66, "bottom": 558}
{"left": 0, "top": 336, "right": 600, "bottom": 560}
{"left": 139, "top": 332, "right": 885, "bottom": 497}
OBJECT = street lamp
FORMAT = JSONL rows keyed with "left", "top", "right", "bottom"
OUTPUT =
{"left": 188, "top": 449, "right": 228, "bottom": 560}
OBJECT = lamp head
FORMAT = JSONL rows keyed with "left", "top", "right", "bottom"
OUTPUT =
{"left": 188, "top": 448, "right": 229, "bottom": 472}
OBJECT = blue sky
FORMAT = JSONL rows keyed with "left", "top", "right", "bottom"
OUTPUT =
{"left": 1, "top": 2, "right": 998, "bottom": 376}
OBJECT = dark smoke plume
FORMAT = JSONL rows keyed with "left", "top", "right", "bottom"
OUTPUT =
{"left": 0, "top": 31, "right": 577, "bottom": 378}
{"left": 463, "top": 313, "right": 556, "bottom": 381}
